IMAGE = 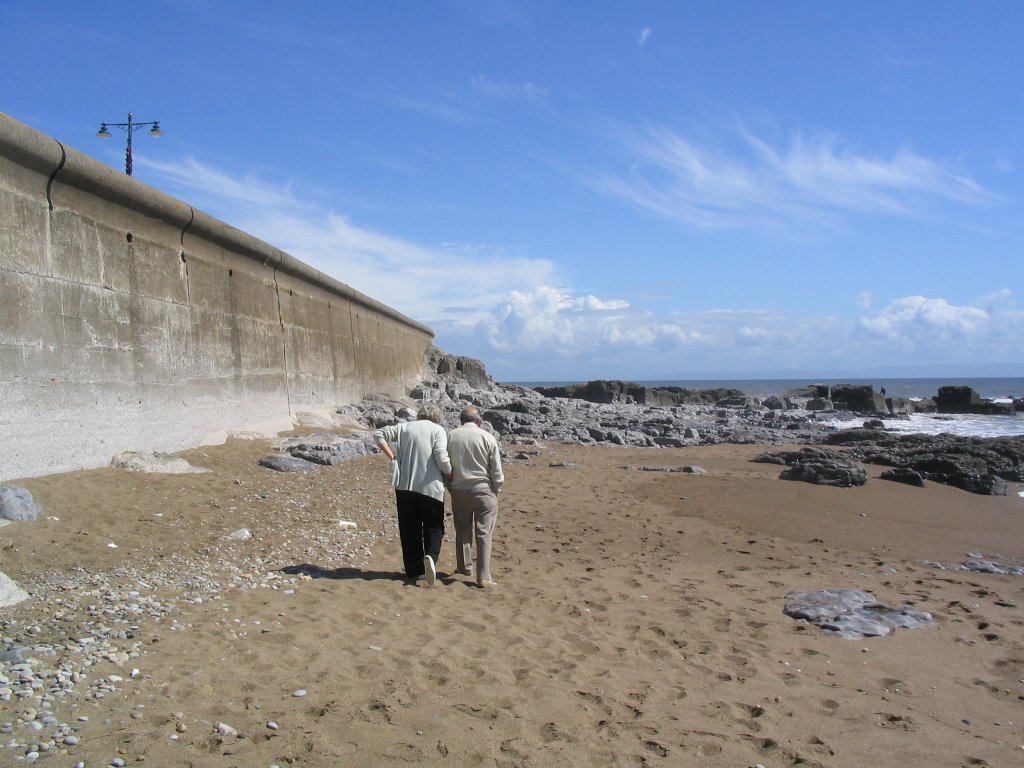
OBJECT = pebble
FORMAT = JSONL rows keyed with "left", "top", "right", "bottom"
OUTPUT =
{"left": 292, "top": 689, "right": 306, "bottom": 697}
{"left": 266, "top": 721, "right": 278, "bottom": 730}
{"left": 0, "top": 487, "right": 400, "bottom": 765}
{"left": 217, "top": 722, "right": 238, "bottom": 738}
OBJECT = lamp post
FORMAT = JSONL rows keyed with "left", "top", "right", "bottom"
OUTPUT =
{"left": 96, "top": 112, "right": 163, "bottom": 176}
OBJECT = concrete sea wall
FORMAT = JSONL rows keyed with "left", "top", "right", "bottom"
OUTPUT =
{"left": 0, "top": 113, "right": 434, "bottom": 481}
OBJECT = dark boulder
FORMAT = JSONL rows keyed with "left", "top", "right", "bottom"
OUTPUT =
{"left": 534, "top": 380, "right": 744, "bottom": 407}
{"left": 879, "top": 468, "right": 925, "bottom": 487}
{"left": 784, "top": 384, "right": 831, "bottom": 399}
{"left": 831, "top": 384, "right": 887, "bottom": 414}
{"left": 755, "top": 447, "right": 868, "bottom": 487}
{"left": 822, "top": 430, "right": 1024, "bottom": 494}
{"left": 947, "top": 472, "right": 1008, "bottom": 496}
{"left": 936, "top": 385, "right": 1014, "bottom": 415}
{"left": 780, "top": 461, "right": 868, "bottom": 487}
{"left": 887, "top": 397, "right": 917, "bottom": 415}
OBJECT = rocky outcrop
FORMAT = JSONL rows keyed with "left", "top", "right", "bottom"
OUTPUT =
{"left": 533, "top": 379, "right": 745, "bottom": 407}
{"left": 324, "top": 352, "right": 842, "bottom": 451}
{"left": 300, "top": 348, "right": 1023, "bottom": 488}
{"left": 754, "top": 448, "right": 868, "bottom": 487}
{"left": 823, "top": 429, "right": 1022, "bottom": 495}
{"left": 936, "top": 385, "right": 1015, "bottom": 415}
{"left": 830, "top": 384, "right": 887, "bottom": 415}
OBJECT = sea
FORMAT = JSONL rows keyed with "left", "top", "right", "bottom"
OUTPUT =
{"left": 511, "top": 377, "right": 1024, "bottom": 439}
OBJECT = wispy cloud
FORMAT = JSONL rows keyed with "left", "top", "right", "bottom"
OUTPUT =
{"left": 593, "top": 124, "right": 994, "bottom": 232}
{"left": 383, "top": 94, "right": 474, "bottom": 125}
{"left": 471, "top": 75, "right": 548, "bottom": 103}
{"left": 638, "top": 27, "right": 652, "bottom": 47}
{"left": 143, "top": 156, "right": 556, "bottom": 324}
{"left": 142, "top": 156, "right": 1020, "bottom": 380}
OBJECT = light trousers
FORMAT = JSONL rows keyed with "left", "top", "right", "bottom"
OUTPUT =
{"left": 451, "top": 487, "right": 498, "bottom": 581}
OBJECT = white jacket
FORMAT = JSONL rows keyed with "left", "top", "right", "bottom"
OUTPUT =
{"left": 374, "top": 420, "right": 452, "bottom": 502}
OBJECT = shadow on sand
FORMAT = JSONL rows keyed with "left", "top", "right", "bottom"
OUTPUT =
{"left": 280, "top": 563, "right": 469, "bottom": 586}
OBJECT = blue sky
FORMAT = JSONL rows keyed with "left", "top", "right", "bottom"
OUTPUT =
{"left": 3, "top": 1, "right": 1023, "bottom": 381}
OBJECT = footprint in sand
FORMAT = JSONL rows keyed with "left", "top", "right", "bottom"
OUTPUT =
{"left": 575, "top": 689, "right": 614, "bottom": 716}
{"left": 541, "top": 721, "right": 574, "bottom": 743}
{"left": 820, "top": 698, "right": 840, "bottom": 714}
{"left": 808, "top": 735, "right": 836, "bottom": 756}
{"left": 644, "top": 739, "right": 669, "bottom": 757}
{"left": 879, "top": 677, "right": 911, "bottom": 695}
{"left": 679, "top": 731, "right": 725, "bottom": 757}
{"left": 875, "top": 712, "right": 917, "bottom": 730}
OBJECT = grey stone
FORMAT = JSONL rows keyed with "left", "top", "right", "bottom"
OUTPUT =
{"left": 0, "top": 485, "right": 40, "bottom": 521}
{"left": 257, "top": 455, "right": 319, "bottom": 473}
{"left": 289, "top": 437, "right": 370, "bottom": 466}
{"left": 784, "top": 589, "right": 933, "bottom": 639}
{"left": 110, "top": 452, "right": 208, "bottom": 474}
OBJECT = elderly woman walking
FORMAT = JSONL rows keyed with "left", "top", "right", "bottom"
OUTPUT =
{"left": 374, "top": 403, "right": 452, "bottom": 585}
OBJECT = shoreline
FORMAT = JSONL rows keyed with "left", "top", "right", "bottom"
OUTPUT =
{"left": 3, "top": 436, "right": 1023, "bottom": 766}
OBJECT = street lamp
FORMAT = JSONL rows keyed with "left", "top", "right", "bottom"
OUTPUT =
{"left": 96, "top": 112, "right": 163, "bottom": 176}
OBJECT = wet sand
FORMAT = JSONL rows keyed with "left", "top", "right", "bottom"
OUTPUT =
{"left": 3, "top": 438, "right": 1024, "bottom": 767}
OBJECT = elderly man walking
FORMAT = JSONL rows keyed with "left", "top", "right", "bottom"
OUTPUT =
{"left": 447, "top": 405, "right": 504, "bottom": 588}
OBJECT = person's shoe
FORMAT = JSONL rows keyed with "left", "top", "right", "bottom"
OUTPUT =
{"left": 456, "top": 567, "right": 472, "bottom": 577}
{"left": 415, "top": 574, "right": 427, "bottom": 582}
{"left": 423, "top": 555, "right": 436, "bottom": 586}
{"left": 477, "top": 578, "right": 498, "bottom": 589}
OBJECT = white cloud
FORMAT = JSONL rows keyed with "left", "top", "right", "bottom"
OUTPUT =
{"left": 143, "top": 156, "right": 557, "bottom": 324}
{"left": 738, "top": 326, "right": 772, "bottom": 344}
{"left": 639, "top": 27, "right": 652, "bottom": 47}
{"left": 858, "top": 295, "right": 989, "bottom": 342}
{"left": 851, "top": 294, "right": 1024, "bottom": 370}
{"left": 141, "top": 156, "right": 1021, "bottom": 381}
{"left": 473, "top": 287, "right": 640, "bottom": 352}
{"left": 593, "top": 125, "right": 994, "bottom": 232}
{"left": 855, "top": 291, "right": 873, "bottom": 309}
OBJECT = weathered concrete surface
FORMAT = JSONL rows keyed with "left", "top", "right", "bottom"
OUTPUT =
{"left": 0, "top": 113, "right": 433, "bottom": 480}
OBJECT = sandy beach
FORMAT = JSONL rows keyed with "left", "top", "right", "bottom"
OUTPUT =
{"left": 3, "top": 436, "right": 1024, "bottom": 767}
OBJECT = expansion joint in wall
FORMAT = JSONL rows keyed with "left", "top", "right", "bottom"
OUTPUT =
{"left": 45, "top": 141, "right": 67, "bottom": 212}
{"left": 270, "top": 258, "right": 293, "bottom": 415}
{"left": 180, "top": 206, "right": 195, "bottom": 306}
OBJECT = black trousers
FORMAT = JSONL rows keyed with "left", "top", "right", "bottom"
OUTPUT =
{"left": 395, "top": 490, "right": 445, "bottom": 578}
